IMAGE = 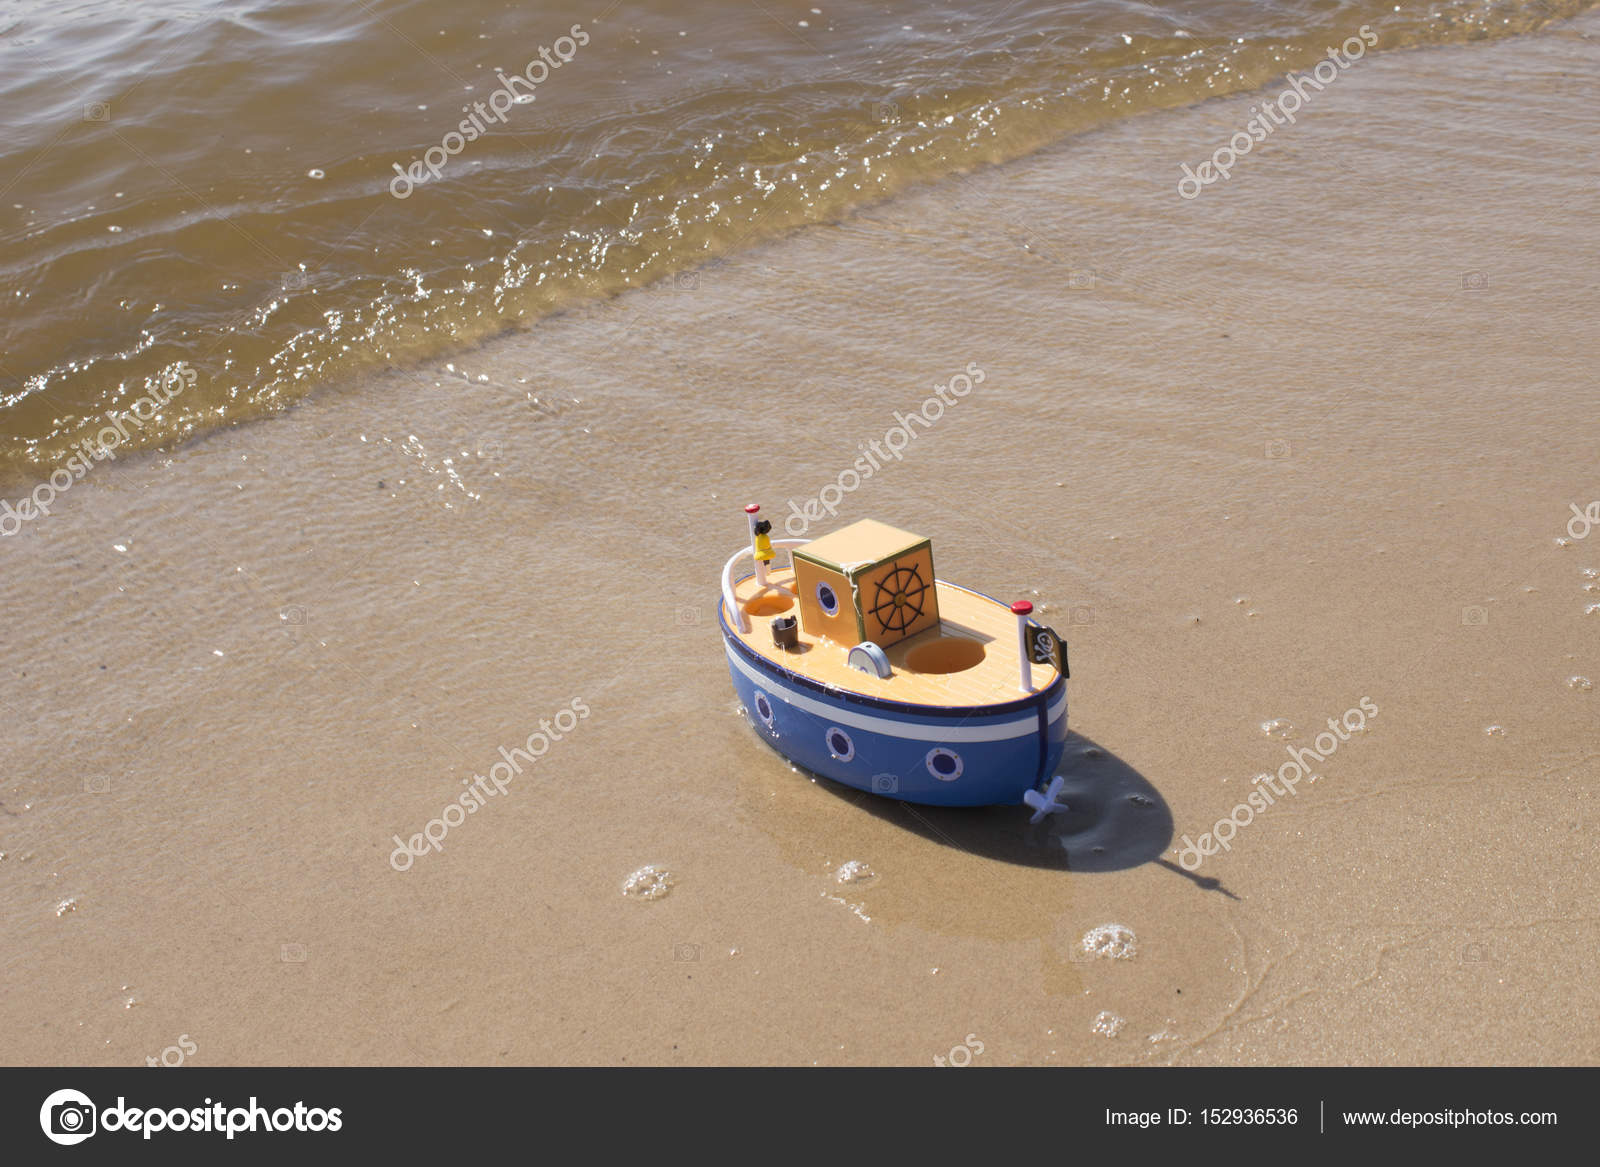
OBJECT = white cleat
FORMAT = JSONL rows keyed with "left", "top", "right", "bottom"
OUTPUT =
{"left": 1023, "top": 774, "right": 1068, "bottom": 825}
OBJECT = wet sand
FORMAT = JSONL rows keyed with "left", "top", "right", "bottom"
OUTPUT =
{"left": 3, "top": 14, "right": 1597, "bottom": 1065}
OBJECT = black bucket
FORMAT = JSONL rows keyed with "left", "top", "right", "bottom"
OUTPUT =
{"left": 771, "top": 615, "right": 799, "bottom": 650}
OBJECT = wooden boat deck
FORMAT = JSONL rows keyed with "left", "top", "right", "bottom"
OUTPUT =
{"left": 724, "top": 565, "right": 1059, "bottom": 709}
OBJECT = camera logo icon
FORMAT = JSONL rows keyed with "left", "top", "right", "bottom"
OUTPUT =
{"left": 40, "top": 1088, "right": 97, "bottom": 1145}
{"left": 1264, "top": 439, "right": 1292, "bottom": 459}
{"left": 673, "top": 942, "right": 700, "bottom": 962}
{"left": 871, "top": 773, "right": 899, "bottom": 795}
{"left": 674, "top": 271, "right": 700, "bottom": 291}
{"left": 83, "top": 103, "right": 110, "bottom": 123}
{"left": 868, "top": 100, "right": 901, "bottom": 125}
{"left": 1461, "top": 270, "right": 1488, "bottom": 291}
{"left": 674, "top": 606, "right": 700, "bottom": 626}
{"left": 1461, "top": 606, "right": 1489, "bottom": 626}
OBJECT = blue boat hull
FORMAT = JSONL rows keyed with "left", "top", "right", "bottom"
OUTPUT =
{"left": 721, "top": 619, "right": 1068, "bottom": 807}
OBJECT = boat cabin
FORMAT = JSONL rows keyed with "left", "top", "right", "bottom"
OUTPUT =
{"left": 791, "top": 519, "right": 940, "bottom": 649}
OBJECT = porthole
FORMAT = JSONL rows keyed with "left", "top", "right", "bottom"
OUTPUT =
{"left": 752, "top": 691, "right": 775, "bottom": 728}
{"left": 825, "top": 726, "right": 855, "bottom": 762}
{"left": 925, "top": 747, "right": 963, "bottom": 782}
{"left": 816, "top": 582, "right": 840, "bottom": 616}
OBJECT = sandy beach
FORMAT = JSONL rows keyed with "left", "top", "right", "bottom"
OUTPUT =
{"left": 3, "top": 12, "right": 1597, "bottom": 1066}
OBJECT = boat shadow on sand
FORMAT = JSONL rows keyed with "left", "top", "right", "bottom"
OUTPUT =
{"left": 812, "top": 732, "right": 1238, "bottom": 897}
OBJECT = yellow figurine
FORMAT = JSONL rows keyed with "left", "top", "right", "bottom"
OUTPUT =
{"left": 753, "top": 518, "right": 775, "bottom": 563}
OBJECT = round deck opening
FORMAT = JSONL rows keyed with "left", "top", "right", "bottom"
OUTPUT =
{"left": 903, "top": 636, "right": 985, "bottom": 675}
{"left": 743, "top": 593, "right": 794, "bottom": 618}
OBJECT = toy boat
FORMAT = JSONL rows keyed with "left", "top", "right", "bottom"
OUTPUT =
{"left": 719, "top": 506, "right": 1072, "bottom": 817}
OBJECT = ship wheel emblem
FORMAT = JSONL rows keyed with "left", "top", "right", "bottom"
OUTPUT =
{"left": 871, "top": 565, "right": 927, "bottom": 634}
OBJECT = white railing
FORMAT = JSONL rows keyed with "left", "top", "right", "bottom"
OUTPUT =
{"left": 721, "top": 539, "right": 808, "bottom": 633}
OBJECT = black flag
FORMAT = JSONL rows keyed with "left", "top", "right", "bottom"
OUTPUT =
{"left": 1028, "top": 624, "right": 1068, "bottom": 678}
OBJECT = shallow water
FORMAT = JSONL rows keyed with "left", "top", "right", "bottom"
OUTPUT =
{"left": 1, "top": 0, "right": 1591, "bottom": 480}
{"left": 3, "top": 6, "right": 1600, "bottom": 1062}
{"left": 0, "top": 6, "right": 1596, "bottom": 1069}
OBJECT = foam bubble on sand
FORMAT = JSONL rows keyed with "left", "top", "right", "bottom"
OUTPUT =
{"left": 822, "top": 891, "right": 872, "bottom": 924}
{"left": 622, "top": 865, "right": 674, "bottom": 900}
{"left": 54, "top": 897, "right": 78, "bottom": 917}
{"left": 1485, "top": 725, "right": 1507, "bottom": 737}
{"left": 1082, "top": 923, "right": 1137, "bottom": 959}
{"left": 1091, "top": 1010, "right": 1125, "bottom": 1037}
{"left": 835, "top": 860, "right": 876, "bottom": 885}
{"left": 1260, "top": 719, "right": 1293, "bottom": 739}
{"left": 1585, "top": 604, "right": 1600, "bottom": 617}
{"left": 1567, "top": 676, "right": 1593, "bottom": 691}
